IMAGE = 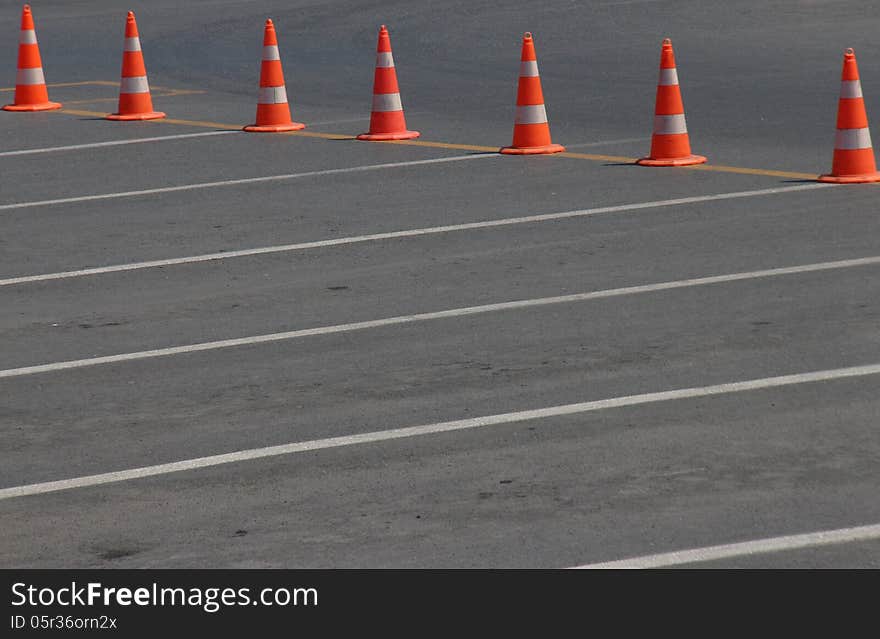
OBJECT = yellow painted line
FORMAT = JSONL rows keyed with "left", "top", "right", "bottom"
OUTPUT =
{"left": 75, "top": 80, "right": 119, "bottom": 87}
{"left": 61, "top": 98, "right": 125, "bottom": 106}
{"left": 561, "top": 151, "right": 817, "bottom": 180}
{"left": 561, "top": 151, "right": 638, "bottom": 163}
{"left": 161, "top": 117, "right": 240, "bottom": 130}
{"left": 135, "top": 114, "right": 356, "bottom": 139}
{"left": 58, "top": 110, "right": 242, "bottom": 130}
{"left": 378, "top": 144, "right": 816, "bottom": 178}
{"left": 288, "top": 130, "right": 357, "bottom": 140}
{"left": 162, "top": 89, "right": 207, "bottom": 97}
{"left": 146, "top": 87, "right": 206, "bottom": 95}
{"left": 53, "top": 105, "right": 817, "bottom": 180}
{"left": 61, "top": 90, "right": 206, "bottom": 106}
{"left": 686, "top": 163, "right": 818, "bottom": 180}
{"left": 375, "top": 138, "right": 499, "bottom": 152}
{"left": 2, "top": 80, "right": 194, "bottom": 92}
{"left": 0, "top": 80, "right": 118, "bottom": 92}
{"left": 58, "top": 108, "right": 119, "bottom": 118}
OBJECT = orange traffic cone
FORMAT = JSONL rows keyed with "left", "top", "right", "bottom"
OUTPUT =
{"left": 357, "top": 25, "right": 419, "bottom": 141}
{"left": 637, "top": 38, "right": 705, "bottom": 167}
{"left": 501, "top": 32, "right": 564, "bottom": 155}
{"left": 818, "top": 48, "right": 880, "bottom": 183}
{"left": 106, "top": 11, "right": 164, "bottom": 121}
{"left": 244, "top": 19, "right": 304, "bottom": 132}
{"left": 3, "top": 5, "right": 61, "bottom": 112}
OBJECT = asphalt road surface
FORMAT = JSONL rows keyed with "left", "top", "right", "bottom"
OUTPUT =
{"left": 1, "top": 0, "right": 879, "bottom": 568}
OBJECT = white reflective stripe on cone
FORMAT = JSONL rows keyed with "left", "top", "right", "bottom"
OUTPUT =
{"left": 515, "top": 104, "right": 548, "bottom": 125}
{"left": 262, "top": 45, "right": 280, "bottom": 61}
{"left": 519, "top": 60, "right": 539, "bottom": 77}
{"left": 653, "top": 113, "right": 688, "bottom": 135}
{"left": 375, "top": 52, "right": 395, "bottom": 68}
{"left": 120, "top": 75, "right": 150, "bottom": 94}
{"left": 372, "top": 92, "right": 403, "bottom": 112}
{"left": 658, "top": 68, "right": 679, "bottom": 86}
{"left": 123, "top": 37, "right": 141, "bottom": 52}
{"left": 835, "top": 127, "right": 873, "bottom": 150}
{"left": 16, "top": 67, "right": 45, "bottom": 86}
{"left": 258, "top": 85, "right": 288, "bottom": 104}
{"left": 19, "top": 29, "right": 37, "bottom": 45}
{"left": 840, "top": 80, "right": 863, "bottom": 99}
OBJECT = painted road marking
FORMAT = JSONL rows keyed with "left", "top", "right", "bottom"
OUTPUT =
{"left": 2, "top": 253, "right": 878, "bottom": 378}
{"left": 2, "top": 362, "right": 880, "bottom": 500}
{"left": 0, "top": 183, "right": 832, "bottom": 286}
{"left": 565, "top": 137, "right": 651, "bottom": 148}
{"left": 307, "top": 116, "right": 371, "bottom": 126}
{"left": 0, "top": 130, "right": 238, "bottom": 158}
{"left": 0, "top": 153, "right": 499, "bottom": 212}
{"left": 60, "top": 89, "right": 206, "bottom": 106}
{"left": 0, "top": 80, "right": 118, "bottom": 91}
{"left": 56, "top": 107, "right": 820, "bottom": 180}
{"left": 571, "top": 523, "right": 880, "bottom": 568}
{"left": 307, "top": 111, "right": 429, "bottom": 127}
{"left": 686, "top": 163, "right": 820, "bottom": 180}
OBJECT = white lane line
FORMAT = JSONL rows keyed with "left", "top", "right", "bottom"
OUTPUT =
{"left": 1, "top": 254, "right": 878, "bottom": 379}
{"left": 0, "top": 130, "right": 239, "bottom": 158}
{"left": 0, "top": 153, "right": 500, "bottom": 212}
{"left": 570, "top": 523, "right": 880, "bottom": 568}
{"left": 0, "top": 183, "right": 833, "bottom": 287}
{"left": 2, "top": 362, "right": 879, "bottom": 500}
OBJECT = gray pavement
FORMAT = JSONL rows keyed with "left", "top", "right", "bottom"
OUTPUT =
{"left": 3, "top": 379, "right": 879, "bottom": 568}
{"left": 1, "top": 1, "right": 879, "bottom": 568}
